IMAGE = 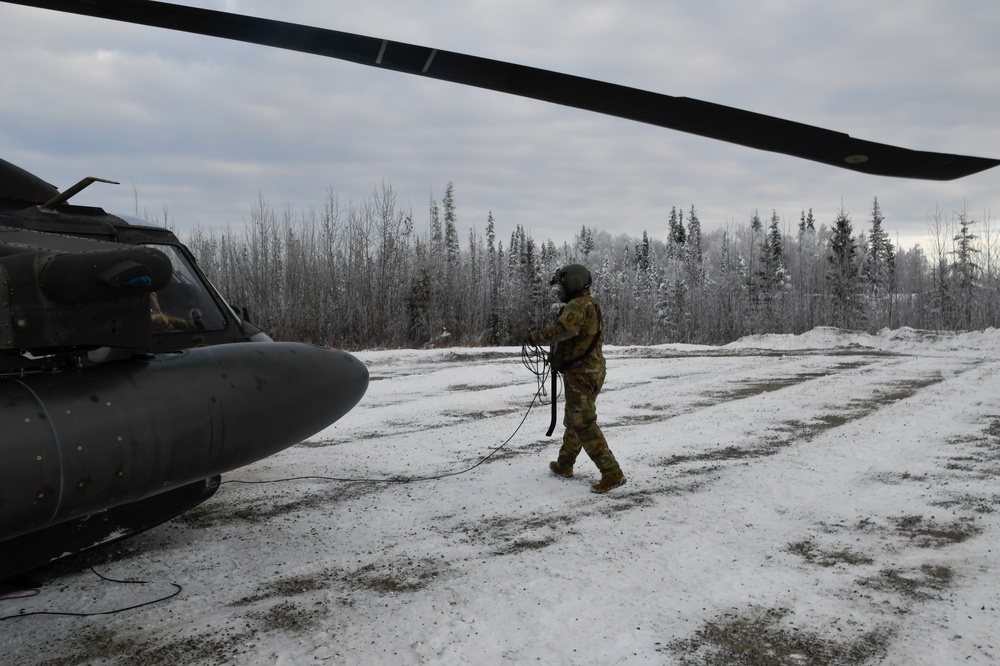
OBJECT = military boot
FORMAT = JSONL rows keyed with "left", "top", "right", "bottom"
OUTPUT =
{"left": 549, "top": 460, "right": 574, "bottom": 478}
{"left": 590, "top": 471, "right": 626, "bottom": 494}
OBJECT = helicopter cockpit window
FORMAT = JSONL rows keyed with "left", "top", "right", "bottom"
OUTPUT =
{"left": 145, "top": 245, "right": 226, "bottom": 333}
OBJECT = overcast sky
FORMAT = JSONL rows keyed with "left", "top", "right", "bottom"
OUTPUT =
{"left": 2, "top": 0, "right": 998, "bottom": 251}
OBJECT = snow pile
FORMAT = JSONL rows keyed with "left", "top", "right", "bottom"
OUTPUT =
{"left": 725, "top": 325, "right": 1000, "bottom": 356}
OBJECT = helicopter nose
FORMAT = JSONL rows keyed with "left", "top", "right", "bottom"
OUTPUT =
{"left": 202, "top": 342, "right": 369, "bottom": 468}
{"left": 298, "top": 344, "right": 370, "bottom": 427}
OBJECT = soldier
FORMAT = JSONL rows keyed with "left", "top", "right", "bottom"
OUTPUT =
{"left": 530, "top": 264, "right": 626, "bottom": 493}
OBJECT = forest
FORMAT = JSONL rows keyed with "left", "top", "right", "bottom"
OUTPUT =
{"left": 180, "top": 182, "right": 1000, "bottom": 349}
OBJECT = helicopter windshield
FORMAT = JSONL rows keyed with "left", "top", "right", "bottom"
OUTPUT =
{"left": 147, "top": 245, "right": 226, "bottom": 333}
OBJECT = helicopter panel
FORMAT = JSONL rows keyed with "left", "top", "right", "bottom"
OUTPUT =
{"left": 0, "top": 379, "right": 62, "bottom": 538}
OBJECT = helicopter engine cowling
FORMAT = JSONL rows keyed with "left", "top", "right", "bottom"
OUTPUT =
{"left": 0, "top": 340, "right": 369, "bottom": 546}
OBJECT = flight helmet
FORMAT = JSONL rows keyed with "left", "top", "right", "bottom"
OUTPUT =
{"left": 551, "top": 263, "right": 592, "bottom": 302}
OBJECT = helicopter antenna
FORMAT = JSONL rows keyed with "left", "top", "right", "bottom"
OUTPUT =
{"left": 40, "top": 176, "right": 119, "bottom": 211}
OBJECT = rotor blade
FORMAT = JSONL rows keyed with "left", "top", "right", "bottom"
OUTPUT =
{"left": 5, "top": 0, "right": 997, "bottom": 180}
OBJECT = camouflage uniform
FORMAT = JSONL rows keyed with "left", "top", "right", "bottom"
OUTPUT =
{"left": 531, "top": 289, "right": 622, "bottom": 477}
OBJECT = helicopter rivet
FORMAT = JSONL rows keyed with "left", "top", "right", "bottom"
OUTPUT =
{"left": 66, "top": 410, "right": 72, "bottom": 415}
{"left": 36, "top": 455, "right": 42, "bottom": 461}
{"left": 24, "top": 417, "right": 30, "bottom": 423}
{"left": 77, "top": 446, "right": 83, "bottom": 452}
{"left": 117, "top": 436, "right": 123, "bottom": 442}
{"left": 78, "top": 482, "right": 84, "bottom": 488}
{"left": 118, "top": 471, "right": 124, "bottom": 477}
{"left": 37, "top": 493, "right": 44, "bottom": 499}
{"left": 106, "top": 402, "right": 112, "bottom": 407}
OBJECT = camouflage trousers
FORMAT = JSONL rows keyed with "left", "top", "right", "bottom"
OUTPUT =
{"left": 557, "top": 368, "right": 621, "bottom": 475}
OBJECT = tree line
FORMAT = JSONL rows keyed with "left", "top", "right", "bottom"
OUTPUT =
{"left": 183, "top": 182, "right": 999, "bottom": 349}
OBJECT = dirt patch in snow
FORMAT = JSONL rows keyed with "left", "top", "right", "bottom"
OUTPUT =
{"left": 665, "top": 606, "right": 893, "bottom": 665}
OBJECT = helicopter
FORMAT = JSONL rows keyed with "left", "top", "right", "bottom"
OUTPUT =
{"left": 0, "top": 156, "right": 371, "bottom": 580}
{"left": 1, "top": 0, "right": 997, "bottom": 582}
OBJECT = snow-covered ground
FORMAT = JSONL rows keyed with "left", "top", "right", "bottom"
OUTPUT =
{"left": 3, "top": 327, "right": 1000, "bottom": 665}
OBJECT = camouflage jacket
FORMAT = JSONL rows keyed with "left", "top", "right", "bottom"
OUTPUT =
{"left": 531, "top": 290, "right": 604, "bottom": 373}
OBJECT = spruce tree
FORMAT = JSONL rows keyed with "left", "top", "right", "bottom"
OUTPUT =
{"left": 405, "top": 237, "right": 433, "bottom": 344}
{"left": 761, "top": 210, "right": 785, "bottom": 291}
{"left": 667, "top": 206, "right": 686, "bottom": 259}
{"left": 865, "top": 197, "right": 895, "bottom": 294}
{"left": 636, "top": 230, "right": 652, "bottom": 271}
{"left": 579, "top": 224, "right": 595, "bottom": 260}
{"left": 746, "top": 209, "right": 763, "bottom": 303}
{"left": 951, "top": 209, "right": 980, "bottom": 327}
{"left": 827, "top": 207, "right": 861, "bottom": 327}
{"left": 798, "top": 208, "right": 815, "bottom": 235}
{"left": 429, "top": 197, "right": 442, "bottom": 250}
{"left": 686, "top": 205, "right": 703, "bottom": 277}
{"left": 443, "top": 182, "right": 460, "bottom": 264}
